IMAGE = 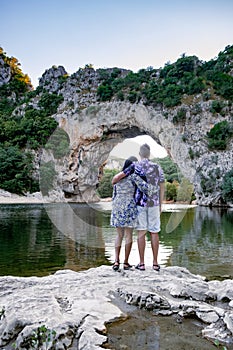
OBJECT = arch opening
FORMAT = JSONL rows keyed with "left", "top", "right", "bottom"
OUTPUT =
{"left": 109, "top": 135, "right": 168, "bottom": 161}
{"left": 97, "top": 134, "right": 195, "bottom": 205}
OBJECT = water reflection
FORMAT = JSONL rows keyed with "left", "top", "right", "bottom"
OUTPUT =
{"left": 0, "top": 204, "right": 110, "bottom": 276}
{"left": 165, "top": 206, "right": 233, "bottom": 280}
{"left": 0, "top": 203, "right": 232, "bottom": 280}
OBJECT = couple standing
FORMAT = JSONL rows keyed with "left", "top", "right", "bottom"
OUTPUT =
{"left": 110, "top": 143, "right": 165, "bottom": 271}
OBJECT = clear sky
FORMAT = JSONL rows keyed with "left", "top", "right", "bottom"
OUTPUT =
{"left": 1, "top": 0, "right": 233, "bottom": 87}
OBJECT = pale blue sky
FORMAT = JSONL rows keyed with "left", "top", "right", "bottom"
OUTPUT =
{"left": 1, "top": 0, "right": 233, "bottom": 87}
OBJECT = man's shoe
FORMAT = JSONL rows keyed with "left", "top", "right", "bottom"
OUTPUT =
{"left": 153, "top": 264, "right": 160, "bottom": 271}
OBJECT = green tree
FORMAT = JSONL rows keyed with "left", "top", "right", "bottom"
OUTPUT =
{"left": 188, "top": 77, "right": 205, "bottom": 94}
{"left": 153, "top": 157, "right": 180, "bottom": 182}
{"left": 97, "top": 84, "right": 113, "bottom": 101}
{"left": 19, "top": 108, "right": 58, "bottom": 148}
{"left": 207, "top": 121, "right": 233, "bottom": 150}
{"left": 38, "top": 92, "right": 64, "bottom": 115}
{"left": 165, "top": 181, "right": 178, "bottom": 201}
{"left": 222, "top": 168, "right": 233, "bottom": 203}
{"left": 127, "top": 91, "right": 138, "bottom": 103}
{"left": 0, "top": 145, "right": 38, "bottom": 194}
{"left": 97, "top": 169, "right": 118, "bottom": 198}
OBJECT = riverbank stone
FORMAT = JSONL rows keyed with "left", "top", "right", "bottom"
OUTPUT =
{"left": 0, "top": 265, "right": 232, "bottom": 349}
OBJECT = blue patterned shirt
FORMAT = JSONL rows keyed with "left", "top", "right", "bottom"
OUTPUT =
{"left": 123, "top": 159, "right": 165, "bottom": 207}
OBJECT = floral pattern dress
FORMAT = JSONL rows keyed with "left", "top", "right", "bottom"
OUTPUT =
{"left": 110, "top": 174, "right": 150, "bottom": 227}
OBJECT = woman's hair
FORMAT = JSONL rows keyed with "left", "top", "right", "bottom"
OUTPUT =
{"left": 122, "top": 156, "right": 138, "bottom": 171}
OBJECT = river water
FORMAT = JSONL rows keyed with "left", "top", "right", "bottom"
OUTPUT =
{"left": 0, "top": 202, "right": 232, "bottom": 349}
{"left": 0, "top": 202, "right": 232, "bottom": 280}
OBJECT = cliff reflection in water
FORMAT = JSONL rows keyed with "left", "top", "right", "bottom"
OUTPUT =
{"left": 161, "top": 206, "right": 233, "bottom": 280}
{"left": 0, "top": 203, "right": 232, "bottom": 279}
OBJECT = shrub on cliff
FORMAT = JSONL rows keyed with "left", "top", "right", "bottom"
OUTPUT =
{"left": 38, "top": 92, "right": 64, "bottom": 115}
{"left": 207, "top": 120, "right": 233, "bottom": 150}
{"left": 222, "top": 168, "right": 233, "bottom": 203}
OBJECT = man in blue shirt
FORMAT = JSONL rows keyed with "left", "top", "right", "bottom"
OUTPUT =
{"left": 112, "top": 143, "right": 165, "bottom": 271}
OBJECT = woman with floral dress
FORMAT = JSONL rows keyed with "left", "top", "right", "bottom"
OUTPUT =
{"left": 110, "top": 156, "right": 153, "bottom": 271}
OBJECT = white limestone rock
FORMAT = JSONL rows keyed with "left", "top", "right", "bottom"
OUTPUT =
{"left": 0, "top": 260, "right": 232, "bottom": 349}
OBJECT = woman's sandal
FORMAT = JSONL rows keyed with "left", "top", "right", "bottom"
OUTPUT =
{"left": 135, "top": 263, "right": 145, "bottom": 271}
{"left": 153, "top": 264, "right": 160, "bottom": 271}
{"left": 112, "top": 261, "right": 120, "bottom": 271}
{"left": 123, "top": 262, "right": 133, "bottom": 270}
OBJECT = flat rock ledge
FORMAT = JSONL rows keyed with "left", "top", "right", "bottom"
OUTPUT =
{"left": 0, "top": 266, "right": 233, "bottom": 349}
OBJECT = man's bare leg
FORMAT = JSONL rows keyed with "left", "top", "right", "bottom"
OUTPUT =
{"left": 151, "top": 232, "right": 160, "bottom": 270}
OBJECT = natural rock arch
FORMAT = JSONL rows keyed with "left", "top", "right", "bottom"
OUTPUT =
{"left": 43, "top": 100, "right": 223, "bottom": 206}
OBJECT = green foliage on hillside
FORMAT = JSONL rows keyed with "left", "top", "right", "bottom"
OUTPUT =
{"left": 97, "top": 45, "right": 233, "bottom": 109}
{"left": 0, "top": 48, "right": 64, "bottom": 193}
{"left": 207, "top": 120, "right": 233, "bottom": 150}
{"left": 222, "top": 168, "right": 233, "bottom": 202}
{"left": 0, "top": 145, "right": 38, "bottom": 194}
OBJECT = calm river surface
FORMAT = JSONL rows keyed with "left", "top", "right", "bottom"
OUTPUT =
{"left": 0, "top": 202, "right": 232, "bottom": 280}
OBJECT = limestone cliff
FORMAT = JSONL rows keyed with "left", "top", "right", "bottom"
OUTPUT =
{"left": 37, "top": 65, "right": 233, "bottom": 206}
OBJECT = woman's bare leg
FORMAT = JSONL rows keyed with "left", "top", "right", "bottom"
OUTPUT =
{"left": 114, "top": 227, "right": 124, "bottom": 263}
{"left": 124, "top": 227, "right": 133, "bottom": 264}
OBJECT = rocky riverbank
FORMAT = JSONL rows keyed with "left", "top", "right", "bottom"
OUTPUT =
{"left": 0, "top": 189, "right": 47, "bottom": 204}
{"left": 0, "top": 266, "right": 232, "bottom": 349}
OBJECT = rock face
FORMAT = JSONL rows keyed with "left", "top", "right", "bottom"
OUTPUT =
{"left": 0, "top": 56, "right": 11, "bottom": 86}
{"left": 0, "top": 266, "right": 232, "bottom": 349}
{"left": 36, "top": 66, "right": 233, "bottom": 207}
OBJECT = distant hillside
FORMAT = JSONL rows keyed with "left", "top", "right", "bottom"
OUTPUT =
{"left": 105, "top": 156, "right": 124, "bottom": 170}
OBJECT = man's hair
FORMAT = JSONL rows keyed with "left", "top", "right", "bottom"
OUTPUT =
{"left": 139, "top": 143, "right": 150, "bottom": 158}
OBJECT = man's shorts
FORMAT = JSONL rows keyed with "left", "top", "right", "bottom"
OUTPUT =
{"left": 136, "top": 205, "right": 161, "bottom": 233}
